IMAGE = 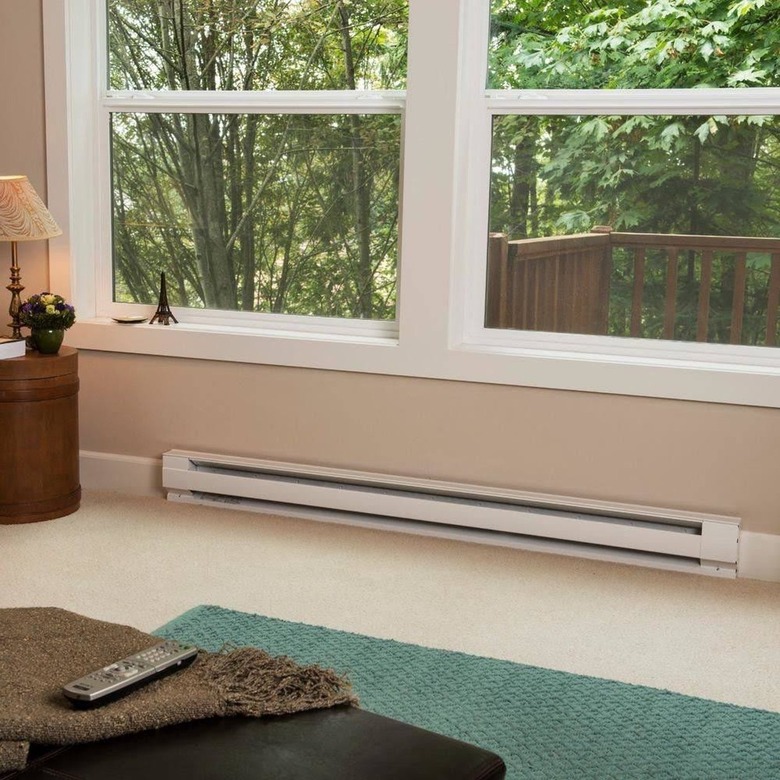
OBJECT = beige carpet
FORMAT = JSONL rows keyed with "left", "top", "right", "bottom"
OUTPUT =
{"left": 1, "top": 490, "right": 778, "bottom": 713}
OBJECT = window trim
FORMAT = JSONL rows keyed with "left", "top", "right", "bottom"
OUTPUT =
{"left": 42, "top": 0, "right": 780, "bottom": 408}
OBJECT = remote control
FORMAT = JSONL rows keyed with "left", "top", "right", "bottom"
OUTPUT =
{"left": 63, "top": 640, "right": 198, "bottom": 707}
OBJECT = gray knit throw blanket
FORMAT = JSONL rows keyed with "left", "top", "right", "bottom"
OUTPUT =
{"left": 0, "top": 608, "right": 357, "bottom": 771}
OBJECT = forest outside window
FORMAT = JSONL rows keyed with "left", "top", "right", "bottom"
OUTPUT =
{"left": 107, "top": 0, "right": 407, "bottom": 323}
{"left": 484, "top": 1, "right": 780, "bottom": 350}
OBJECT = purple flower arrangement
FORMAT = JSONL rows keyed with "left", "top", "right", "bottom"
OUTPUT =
{"left": 19, "top": 292, "right": 76, "bottom": 331}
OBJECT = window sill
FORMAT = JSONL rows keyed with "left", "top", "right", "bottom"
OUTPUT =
{"left": 65, "top": 318, "right": 401, "bottom": 372}
{"left": 63, "top": 318, "right": 780, "bottom": 409}
{"left": 452, "top": 340, "right": 780, "bottom": 408}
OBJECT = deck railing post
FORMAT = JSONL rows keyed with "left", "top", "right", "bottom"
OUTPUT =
{"left": 767, "top": 253, "right": 780, "bottom": 347}
{"left": 697, "top": 250, "right": 714, "bottom": 342}
{"left": 486, "top": 233, "right": 510, "bottom": 328}
{"left": 630, "top": 248, "right": 646, "bottom": 338}
{"left": 592, "top": 227, "right": 613, "bottom": 335}
{"left": 663, "top": 248, "right": 680, "bottom": 340}
{"left": 730, "top": 252, "right": 747, "bottom": 345}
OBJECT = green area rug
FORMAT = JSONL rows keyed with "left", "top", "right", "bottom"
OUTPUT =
{"left": 156, "top": 605, "right": 779, "bottom": 780}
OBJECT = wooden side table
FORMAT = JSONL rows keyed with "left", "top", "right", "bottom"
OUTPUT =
{"left": 0, "top": 346, "right": 81, "bottom": 523}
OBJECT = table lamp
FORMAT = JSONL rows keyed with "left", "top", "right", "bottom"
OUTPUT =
{"left": 0, "top": 175, "right": 62, "bottom": 340}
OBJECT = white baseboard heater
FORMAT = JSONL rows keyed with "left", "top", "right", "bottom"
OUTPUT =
{"left": 162, "top": 449, "right": 740, "bottom": 578}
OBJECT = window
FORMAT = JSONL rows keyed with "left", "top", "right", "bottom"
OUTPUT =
{"left": 108, "top": 0, "right": 406, "bottom": 322}
{"left": 44, "top": 0, "right": 780, "bottom": 407}
{"left": 479, "top": 1, "right": 780, "bottom": 349}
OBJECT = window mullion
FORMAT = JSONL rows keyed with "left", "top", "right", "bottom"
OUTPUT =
{"left": 394, "top": 0, "right": 465, "bottom": 362}
{"left": 451, "top": 0, "right": 493, "bottom": 349}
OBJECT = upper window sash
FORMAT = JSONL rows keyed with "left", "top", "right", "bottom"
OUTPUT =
{"left": 106, "top": 0, "right": 409, "bottom": 92}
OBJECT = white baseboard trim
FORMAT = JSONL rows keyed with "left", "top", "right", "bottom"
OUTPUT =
{"left": 738, "top": 531, "right": 780, "bottom": 583}
{"left": 80, "top": 450, "right": 163, "bottom": 497}
{"left": 77, "top": 450, "right": 780, "bottom": 582}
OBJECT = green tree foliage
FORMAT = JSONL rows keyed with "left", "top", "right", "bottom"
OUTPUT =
{"left": 490, "top": 0, "right": 780, "bottom": 90}
{"left": 109, "top": 0, "right": 407, "bottom": 318}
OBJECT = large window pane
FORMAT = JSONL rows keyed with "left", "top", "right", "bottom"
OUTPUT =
{"left": 112, "top": 112, "right": 400, "bottom": 319}
{"left": 109, "top": 0, "right": 408, "bottom": 91}
{"left": 489, "top": 1, "right": 780, "bottom": 89}
{"left": 486, "top": 114, "right": 780, "bottom": 347}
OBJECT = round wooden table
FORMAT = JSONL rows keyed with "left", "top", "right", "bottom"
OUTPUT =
{"left": 0, "top": 346, "right": 81, "bottom": 523}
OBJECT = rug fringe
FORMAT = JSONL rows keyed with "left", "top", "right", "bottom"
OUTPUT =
{"left": 199, "top": 645, "right": 358, "bottom": 717}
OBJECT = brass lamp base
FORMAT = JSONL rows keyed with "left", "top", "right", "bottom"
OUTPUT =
{"left": 6, "top": 241, "right": 23, "bottom": 340}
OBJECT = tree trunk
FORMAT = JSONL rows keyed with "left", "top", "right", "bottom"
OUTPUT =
{"left": 161, "top": 1, "right": 237, "bottom": 310}
{"left": 239, "top": 119, "right": 259, "bottom": 311}
{"left": 337, "top": 0, "right": 373, "bottom": 319}
{"left": 510, "top": 135, "right": 536, "bottom": 238}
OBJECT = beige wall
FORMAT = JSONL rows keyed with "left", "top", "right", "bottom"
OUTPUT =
{"left": 78, "top": 352, "right": 780, "bottom": 533}
{"left": 0, "top": 0, "right": 50, "bottom": 298}
{"left": 5, "top": 1, "right": 779, "bottom": 536}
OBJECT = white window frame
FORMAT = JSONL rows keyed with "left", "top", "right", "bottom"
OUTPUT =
{"left": 43, "top": 0, "right": 780, "bottom": 408}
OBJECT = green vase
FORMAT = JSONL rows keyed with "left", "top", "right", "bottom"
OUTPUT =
{"left": 32, "top": 328, "right": 65, "bottom": 354}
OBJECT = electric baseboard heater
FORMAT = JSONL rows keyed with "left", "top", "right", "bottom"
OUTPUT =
{"left": 162, "top": 449, "right": 740, "bottom": 577}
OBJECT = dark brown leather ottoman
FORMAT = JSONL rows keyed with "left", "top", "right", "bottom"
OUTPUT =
{"left": 1, "top": 706, "right": 506, "bottom": 780}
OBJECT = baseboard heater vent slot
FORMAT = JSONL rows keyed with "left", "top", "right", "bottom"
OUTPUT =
{"left": 162, "top": 449, "right": 740, "bottom": 577}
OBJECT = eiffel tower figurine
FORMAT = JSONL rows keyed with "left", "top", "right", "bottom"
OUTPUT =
{"left": 149, "top": 271, "right": 178, "bottom": 325}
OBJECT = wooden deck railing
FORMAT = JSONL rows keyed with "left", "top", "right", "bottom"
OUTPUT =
{"left": 486, "top": 227, "right": 780, "bottom": 347}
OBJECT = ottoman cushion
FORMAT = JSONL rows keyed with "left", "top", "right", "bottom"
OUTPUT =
{"left": 0, "top": 706, "right": 506, "bottom": 780}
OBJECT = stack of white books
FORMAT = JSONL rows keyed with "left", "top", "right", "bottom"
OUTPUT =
{"left": 0, "top": 337, "right": 26, "bottom": 360}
